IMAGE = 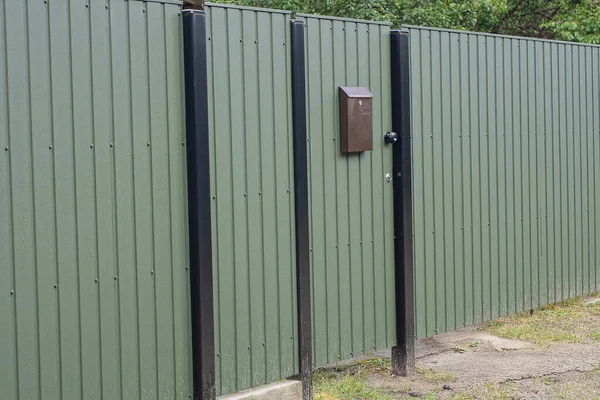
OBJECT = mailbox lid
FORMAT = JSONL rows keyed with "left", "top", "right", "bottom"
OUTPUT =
{"left": 340, "top": 86, "right": 373, "bottom": 98}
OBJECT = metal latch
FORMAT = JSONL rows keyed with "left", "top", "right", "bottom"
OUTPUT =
{"left": 384, "top": 131, "right": 398, "bottom": 144}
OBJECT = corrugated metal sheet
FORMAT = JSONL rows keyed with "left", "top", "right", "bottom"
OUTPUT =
{"left": 298, "top": 14, "right": 396, "bottom": 367}
{"left": 0, "top": 1, "right": 191, "bottom": 399}
{"left": 204, "top": 4, "right": 298, "bottom": 396}
{"left": 407, "top": 26, "right": 600, "bottom": 338}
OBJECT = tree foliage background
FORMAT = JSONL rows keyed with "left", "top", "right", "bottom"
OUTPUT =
{"left": 217, "top": 0, "right": 600, "bottom": 43}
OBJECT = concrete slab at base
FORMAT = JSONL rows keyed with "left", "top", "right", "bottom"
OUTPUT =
{"left": 217, "top": 380, "right": 302, "bottom": 400}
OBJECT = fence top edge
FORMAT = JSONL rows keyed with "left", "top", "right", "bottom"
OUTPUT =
{"left": 403, "top": 25, "right": 600, "bottom": 49}
{"left": 296, "top": 13, "right": 391, "bottom": 27}
{"left": 127, "top": 0, "right": 184, "bottom": 5}
{"left": 205, "top": 2, "right": 291, "bottom": 15}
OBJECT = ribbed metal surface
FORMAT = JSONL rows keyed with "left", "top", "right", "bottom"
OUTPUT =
{"left": 408, "top": 26, "right": 600, "bottom": 338}
{"left": 205, "top": 4, "right": 298, "bottom": 396}
{"left": 0, "top": 1, "right": 191, "bottom": 399}
{"left": 298, "top": 14, "right": 396, "bottom": 367}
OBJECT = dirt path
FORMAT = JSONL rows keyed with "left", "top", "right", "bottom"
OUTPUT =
{"left": 369, "top": 327, "right": 600, "bottom": 398}
{"left": 314, "top": 294, "right": 600, "bottom": 399}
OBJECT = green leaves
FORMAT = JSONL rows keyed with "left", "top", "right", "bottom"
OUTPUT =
{"left": 216, "top": 0, "right": 600, "bottom": 44}
{"left": 402, "top": 0, "right": 508, "bottom": 32}
{"left": 541, "top": 0, "right": 600, "bottom": 44}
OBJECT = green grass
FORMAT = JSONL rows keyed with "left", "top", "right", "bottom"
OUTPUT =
{"left": 312, "top": 357, "right": 395, "bottom": 400}
{"left": 415, "top": 367, "right": 453, "bottom": 383}
{"left": 344, "top": 357, "right": 391, "bottom": 376}
{"left": 313, "top": 370, "right": 393, "bottom": 400}
{"left": 450, "top": 383, "right": 514, "bottom": 400}
{"left": 415, "top": 393, "right": 439, "bottom": 400}
{"left": 485, "top": 293, "right": 600, "bottom": 345}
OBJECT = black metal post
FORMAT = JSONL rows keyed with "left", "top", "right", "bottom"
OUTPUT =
{"left": 390, "top": 29, "right": 415, "bottom": 377}
{"left": 182, "top": 10, "right": 216, "bottom": 400}
{"left": 290, "top": 19, "right": 313, "bottom": 400}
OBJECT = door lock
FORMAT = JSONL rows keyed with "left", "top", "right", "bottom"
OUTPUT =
{"left": 384, "top": 131, "right": 398, "bottom": 144}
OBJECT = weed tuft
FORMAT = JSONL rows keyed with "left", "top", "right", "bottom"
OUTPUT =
{"left": 416, "top": 366, "right": 453, "bottom": 383}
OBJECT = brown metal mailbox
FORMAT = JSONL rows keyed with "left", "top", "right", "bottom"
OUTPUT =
{"left": 339, "top": 87, "right": 373, "bottom": 153}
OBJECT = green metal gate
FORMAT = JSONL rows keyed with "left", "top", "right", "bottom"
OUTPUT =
{"left": 300, "top": 14, "right": 397, "bottom": 368}
{"left": 408, "top": 26, "right": 600, "bottom": 338}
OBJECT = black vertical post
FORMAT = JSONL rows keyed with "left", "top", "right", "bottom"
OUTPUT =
{"left": 290, "top": 19, "right": 313, "bottom": 400}
{"left": 390, "top": 29, "right": 415, "bottom": 377}
{"left": 182, "top": 10, "right": 216, "bottom": 400}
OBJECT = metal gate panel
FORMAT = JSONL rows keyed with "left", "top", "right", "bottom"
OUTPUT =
{"left": 298, "top": 14, "right": 396, "bottom": 368}
{"left": 204, "top": 4, "right": 298, "bottom": 396}
{"left": 408, "top": 26, "right": 600, "bottom": 339}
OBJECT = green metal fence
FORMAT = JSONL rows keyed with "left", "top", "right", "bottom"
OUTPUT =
{"left": 6, "top": 1, "right": 600, "bottom": 397}
{"left": 0, "top": 1, "right": 191, "bottom": 399}
{"left": 205, "top": 4, "right": 299, "bottom": 396}
{"left": 299, "top": 14, "right": 397, "bottom": 367}
{"left": 408, "top": 26, "right": 600, "bottom": 339}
